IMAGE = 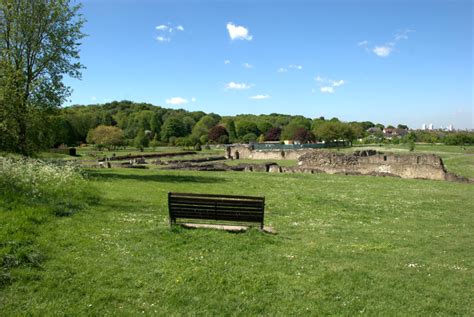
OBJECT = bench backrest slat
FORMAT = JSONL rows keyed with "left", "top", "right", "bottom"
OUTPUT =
{"left": 168, "top": 192, "right": 265, "bottom": 228}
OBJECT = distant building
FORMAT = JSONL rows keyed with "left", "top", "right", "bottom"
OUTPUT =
{"left": 428, "top": 123, "right": 434, "bottom": 130}
{"left": 422, "top": 123, "right": 427, "bottom": 130}
{"left": 366, "top": 127, "right": 381, "bottom": 134}
{"left": 382, "top": 128, "right": 408, "bottom": 139}
{"left": 447, "top": 124, "right": 453, "bottom": 131}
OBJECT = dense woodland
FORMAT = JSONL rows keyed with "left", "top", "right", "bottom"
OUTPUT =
{"left": 49, "top": 100, "right": 473, "bottom": 150}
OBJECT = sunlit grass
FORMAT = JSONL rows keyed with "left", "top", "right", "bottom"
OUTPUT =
{"left": 1, "top": 168, "right": 472, "bottom": 315}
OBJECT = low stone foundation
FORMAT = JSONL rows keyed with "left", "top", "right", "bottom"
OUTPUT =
{"left": 297, "top": 151, "right": 448, "bottom": 181}
{"left": 223, "top": 147, "right": 471, "bottom": 182}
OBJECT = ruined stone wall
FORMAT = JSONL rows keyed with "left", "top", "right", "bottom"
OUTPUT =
{"left": 298, "top": 151, "right": 447, "bottom": 181}
{"left": 227, "top": 145, "right": 309, "bottom": 160}
{"left": 226, "top": 146, "right": 456, "bottom": 181}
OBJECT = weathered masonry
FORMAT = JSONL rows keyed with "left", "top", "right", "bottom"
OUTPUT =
{"left": 225, "top": 145, "right": 470, "bottom": 182}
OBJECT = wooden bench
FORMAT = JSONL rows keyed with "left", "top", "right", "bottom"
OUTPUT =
{"left": 168, "top": 192, "right": 265, "bottom": 230}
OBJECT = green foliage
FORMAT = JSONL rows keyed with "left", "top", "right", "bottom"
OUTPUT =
{"left": 133, "top": 130, "right": 149, "bottom": 151}
{"left": 191, "top": 115, "right": 220, "bottom": 141}
{"left": 87, "top": 125, "right": 125, "bottom": 150}
{"left": 242, "top": 133, "right": 258, "bottom": 143}
{"left": 226, "top": 120, "right": 237, "bottom": 143}
{"left": 236, "top": 121, "right": 259, "bottom": 138}
{"left": 444, "top": 132, "right": 474, "bottom": 145}
{"left": 281, "top": 117, "right": 312, "bottom": 140}
{"left": 0, "top": 0, "right": 85, "bottom": 155}
{"left": 0, "top": 157, "right": 97, "bottom": 287}
{"left": 160, "top": 117, "right": 185, "bottom": 142}
{"left": 314, "top": 121, "right": 357, "bottom": 143}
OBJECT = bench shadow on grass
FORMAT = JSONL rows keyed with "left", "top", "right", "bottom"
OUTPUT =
{"left": 88, "top": 170, "right": 226, "bottom": 184}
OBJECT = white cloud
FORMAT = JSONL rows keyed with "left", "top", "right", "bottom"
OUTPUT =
{"left": 315, "top": 75, "right": 325, "bottom": 82}
{"left": 155, "top": 23, "right": 184, "bottom": 43}
{"left": 289, "top": 64, "right": 303, "bottom": 70}
{"left": 278, "top": 64, "right": 303, "bottom": 72}
{"left": 320, "top": 86, "right": 334, "bottom": 94}
{"left": 361, "top": 29, "right": 413, "bottom": 57}
{"left": 249, "top": 94, "right": 270, "bottom": 100}
{"left": 191, "top": 97, "right": 196, "bottom": 102}
{"left": 224, "top": 60, "right": 231, "bottom": 64}
{"left": 315, "top": 76, "right": 345, "bottom": 93}
{"left": 166, "top": 97, "right": 188, "bottom": 105}
{"left": 242, "top": 63, "right": 253, "bottom": 69}
{"left": 156, "top": 36, "right": 170, "bottom": 42}
{"left": 225, "top": 81, "right": 251, "bottom": 90}
{"left": 226, "top": 22, "right": 253, "bottom": 41}
{"left": 373, "top": 46, "right": 392, "bottom": 57}
{"left": 91, "top": 96, "right": 97, "bottom": 101}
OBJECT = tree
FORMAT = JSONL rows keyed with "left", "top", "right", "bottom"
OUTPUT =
{"left": 0, "top": 0, "right": 85, "bottom": 155}
{"left": 226, "top": 119, "right": 237, "bottom": 143}
{"left": 191, "top": 115, "right": 219, "bottom": 141}
{"left": 265, "top": 127, "right": 281, "bottom": 141}
{"left": 86, "top": 125, "right": 125, "bottom": 150}
{"left": 293, "top": 128, "right": 315, "bottom": 143}
{"left": 257, "top": 121, "right": 273, "bottom": 135}
{"left": 208, "top": 125, "right": 228, "bottom": 144}
{"left": 236, "top": 121, "right": 259, "bottom": 138}
{"left": 241, "top": 133, "right": 257, "bottom": 143}
{"left": 134, "top": 130, "right": 149, "bottom": 151}
{"left": 280, "top": 117, "right": 311, "bottom": 140}
{"left": 160, "top": 117, "right": 185, "bottom": 142}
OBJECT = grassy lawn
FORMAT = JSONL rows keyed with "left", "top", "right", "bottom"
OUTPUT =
{"left": 1, "top": 168, "right": 473, "bottom": 315}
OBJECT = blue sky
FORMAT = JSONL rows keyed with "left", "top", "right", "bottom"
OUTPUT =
{"left": 65, "top": 0, "right": 473, "bottom": 129}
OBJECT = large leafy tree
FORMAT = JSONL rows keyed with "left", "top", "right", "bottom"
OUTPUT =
{"left": 86, "top": 125, "right": 125, "bottom": 150}
{"left": 0, "top": 0, "right": 85, "bottom": 155}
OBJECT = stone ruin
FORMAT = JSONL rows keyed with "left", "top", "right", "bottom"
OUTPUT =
{"left": 296, "top": 150, "right": 449, "bottom": 180}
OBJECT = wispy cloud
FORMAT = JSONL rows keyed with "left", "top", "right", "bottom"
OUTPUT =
{"left": 320, "top": 86, "right": 334, "bottom": 94}
{"left": 226, "top": 22, "right": 253, "bottom": 41}
{"left": 372, "top": 46, "right": 392, "bottom": 57}
{"left": 315, "top": 76, "right": 346, "bottom": 93}
{"left": 359, "top": 29, "right": 413, "bottom": 57}
{"left": 289, "top": 64, "right": 303, "bottom": 70}
{"left": 155, "top": 23, "right": 185, "bottom": 43}
{"left": 224, "top": 60, "right": 231, "bottom": 65}
{"left": 225, "top": 81, "right": 252, "bottom": 90}
{"left": 242, "top": 63, "right": 253, "bottom": 69}
{"left": 165, "top": 97, "right": 188, "bottom": 105}
{"left": 249, "top": 94, "right": 270, "bottom": 100}
{"left": 277, "top": 64, "right": 303, "bottom": 73}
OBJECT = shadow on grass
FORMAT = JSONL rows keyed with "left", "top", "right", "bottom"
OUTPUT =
{"left": 88, "top": 171, "right": 226, "bottom": 184}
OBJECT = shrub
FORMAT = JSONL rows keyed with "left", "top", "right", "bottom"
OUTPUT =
{"left": 0, "top": 158, "right": 97, "bottom": 282}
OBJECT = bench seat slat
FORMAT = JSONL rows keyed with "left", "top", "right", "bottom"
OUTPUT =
{"left": 172, "top": 213, "right": 263, "bottom": 222}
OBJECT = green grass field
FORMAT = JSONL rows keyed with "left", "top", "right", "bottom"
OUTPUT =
{"left": 1, "top": 167, "right": 473, "bottom": 315}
